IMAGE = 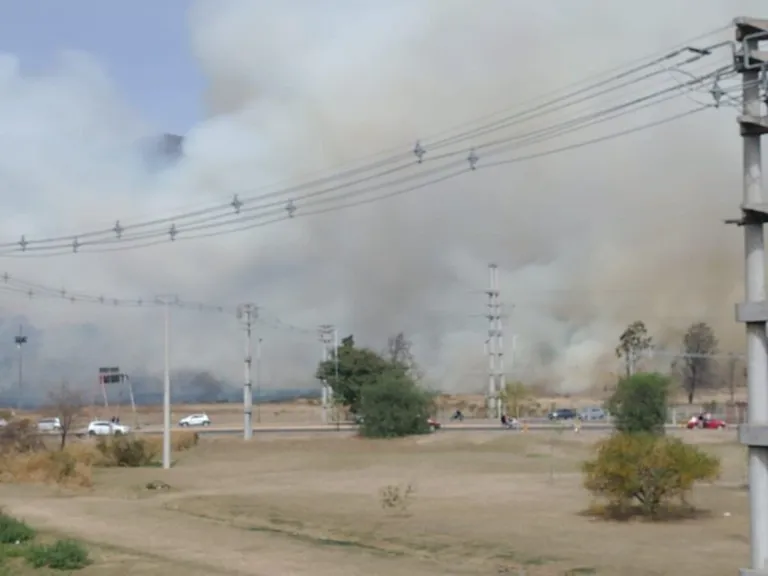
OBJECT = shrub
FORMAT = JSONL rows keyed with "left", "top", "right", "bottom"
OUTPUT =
{"left": 379, "top": 483, "right": 415, "bottom": 512}
{"left": 606, "top": 373, "right": 669, "bottom": 435}
{"left": 359, "top": 371, "right": 433, "bottom": 438}
{"left": 96, "top": 435, "right": 159, "bottom": 467}
{"left": 0, "top": 512, "right": 35, "bottom": 544}
{"left": 25, "top": 539, "right": 90, "bottom": 570}
{"left": 582, "top": 433, "right": 720, "bottom": 519}
{"left": 0, "top": 449, "right": 92, "bottom": 487}
{"left": 0, "top": 419, "right": 43, "bottom": 454}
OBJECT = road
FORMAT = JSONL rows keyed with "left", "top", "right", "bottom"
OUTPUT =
{"left": 130, "top": 421, "right": 698, "bottom": 437}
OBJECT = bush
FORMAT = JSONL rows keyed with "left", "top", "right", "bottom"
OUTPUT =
{"left": 606, "top": 373, "right": 669, "bottom": 435}
{"left": 0, "top": 512, "right": 35, "bottom": 544}
{"left": 96, "top": 435, "right": 159, "bottom": 467}
{"left": 359, "top": 371, "right": 433, "bottom": 438}
{"left": 0, "top": 419, "right": 43, "bottom": 454}
{"left": 25, "top": 539, "right": 90, "bottom": 570}
{"left": 582, "top": 433, "right": 720, "bottom": 519}
{"left": 0, "top": 449, "right": 92, "bottom": 488}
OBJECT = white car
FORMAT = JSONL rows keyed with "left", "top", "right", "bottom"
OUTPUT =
{"left": 87, "top": 420, "right": 130, "bottom": 436}
{"left": 178, "top": 413, "right": 211, "bottom": 427}
{"left": 38, "top": 417, "right": 62, "bottom": 432}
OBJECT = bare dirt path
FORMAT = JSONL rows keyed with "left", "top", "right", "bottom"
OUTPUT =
{"left": 1, "top": 492, "right": 463, "bottom": 576}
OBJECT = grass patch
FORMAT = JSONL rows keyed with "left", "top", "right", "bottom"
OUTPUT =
{"left": 0, "top": 512, "right": 90, "bottom": 571}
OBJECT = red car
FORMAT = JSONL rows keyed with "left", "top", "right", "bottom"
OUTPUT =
{"left": 427, "top": 418, "right": 441, "bottom": 431}
{"left": 686, "top": 416, "right": 727, "bottom": 430}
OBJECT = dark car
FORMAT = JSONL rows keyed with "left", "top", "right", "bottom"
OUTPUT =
{"left": 548, "top": 408, "right": 579, "bottom": 421}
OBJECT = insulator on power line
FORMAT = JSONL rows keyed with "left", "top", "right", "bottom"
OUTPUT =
{"left": 69, "top": 296, "right": 75, "bottom": 304}
{"left": 414, "top": 140, "right": 426, "bottom": 163}
{"left": 72, "top": 237, "right": 80, "bottom": 253}
{"left": 169, "top": 224, "right": 178, "bottom": 241}
{"left": 285, "top": 201, "right": 296, "bottom": 218}
{"left": 2, "top": 273, "right": 8, "bottom": 283}
{"left": 137, "top": 298, "right": 143, "bottom": 306}
{"left": 27, "top": 290, "right": 33, "bottom": 299}
{"left": 231, "top": 194, "right": 243, "bottom": 214}
{"left": 468, "top": 148, "right": 479, "bottom": 170}
{"left": 99, "top": 295, "right": 105, "bottom": 304}
{"left": 113, "top": 299, "right": 119, "bottom": 306}
{"left": 710, "top": 74, "right": 724, "bottom": 108}
{"left": 18, "top": 235, "right": 27, "bottom": 251}
{"left": 113, "top": 220, "right": 124, "bottom": 239}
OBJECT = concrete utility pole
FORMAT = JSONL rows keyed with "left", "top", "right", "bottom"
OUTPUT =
{"left": 318, "top": 325, "right": 335, "bottom": 424}
{"left": 156, "top": 295, "right": 177, "bottom": 470}
{"left": 731, "top": 17, "right": 768, "bottom": 575}
{"left": 486, "top": 264, "right": 503, "bottom": 419}
{"left": 13, "top": 325, "right": 26, "bottom": 411}
{"left": 237, "top": 304, "right": 257, "bottom": 440}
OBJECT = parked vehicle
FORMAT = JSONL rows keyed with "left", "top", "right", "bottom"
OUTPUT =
{"left": 87, "top": 420, "right": 130, "bottom": 436}
{"left": 37, "top": 417, "right": 62, "bottom": 432}
{"left": 548, "top": 408, "right": 579, "bottom": 421}
{"left": 0, "top": 417, "right": 8, "bottom": 427}
{"left": 178, "top": 413, "right": 211, "bottom": 427}
{"left": 579, "top": 406, "right": 607, "bottom": 421}
{"left": 686, "top": 415, "right": 727, "bottom": 430}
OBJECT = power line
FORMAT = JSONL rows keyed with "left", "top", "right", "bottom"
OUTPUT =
{"left": 0, "top": 66, "right": 730, "bottom": 257}
{"left": 0, "top": 38, "right": 734, "bottom": 256}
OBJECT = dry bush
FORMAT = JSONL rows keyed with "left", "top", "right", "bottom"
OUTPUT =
{"left": 378, "top": 483, "right": 415, "bottom": 513}
{"left": 0, "top": 419, "right": 43, "bottom": 453}
{"left": 0, "top": 446, "right": 92, "bottom": 487}
{"left": 583, "top": 433, "right": 720, "bottom": 520}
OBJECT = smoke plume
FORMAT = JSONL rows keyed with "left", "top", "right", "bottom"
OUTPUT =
{"left": 0, "top": 0, "right": 763, "bottom": 397}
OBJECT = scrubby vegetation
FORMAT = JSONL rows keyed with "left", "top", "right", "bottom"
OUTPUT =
{"left": 0, "top": 511, "right": 90, "bottom": 571}
{"left": 584, "top": 369, "right": 721, "bottom": 520}
{"left": 0, "top": 418, "right": 199, "bottom": 487}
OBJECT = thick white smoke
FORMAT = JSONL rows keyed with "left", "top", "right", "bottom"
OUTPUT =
{"left": 0, "top": 0, "right": 763, "bottom": 396}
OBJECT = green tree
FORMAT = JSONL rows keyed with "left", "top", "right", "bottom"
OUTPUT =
{"left": 316, "top": 335, "right": 404, "bottom": 414}
{"left": 583, "top": 433, "right": 720, "bottom": 519}
{"left": 358, "top": 370, "right": 433, "bottom": 438}
{"left": 607, "top": 372, "right": 669, "bottom": 435}
{"left": 678, "top": 322, "right": 719, "bottom": 405}
{"left": 500, "top": 381, "right": 530, "bottom": 418}
{"left": 616, "top": 321, "right": 653, "bottom": 378}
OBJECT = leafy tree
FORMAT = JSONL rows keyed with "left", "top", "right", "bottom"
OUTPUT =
{"left": 358, "top": 370, "right": 433, "bottom": 438}
{"left": 386, "top": 332, "right": 423, "bottom": 381}
{"left": 47, "top": 382, "right": 84, "bottom": 450}
{"left": 583, "top": 433, "right": 720, "bottom": 519}
{"left": 678, "top": 322, "right": 718, "bottom": 405}
{"left": 616, "top": 321, "right": 653, "bottom": 378}
{"left": 500, "top": 381, "right": 530, "bottom": 418}
{"left": 607, "top": 372, "right": 669, "bottom": 435}
{"left": 316, "top": 335, "right": 404, "bottom": 414}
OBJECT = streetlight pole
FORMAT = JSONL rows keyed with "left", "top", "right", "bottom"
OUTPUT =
{"left": 156, "top": 295, "right": 176, "bottom": 470}
{"left": 14, "top": 325, "right": 27, "bottom": 411}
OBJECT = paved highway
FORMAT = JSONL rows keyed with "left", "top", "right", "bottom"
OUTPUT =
{"left": 130, "top": 421, "right": 701, "bottom": 437}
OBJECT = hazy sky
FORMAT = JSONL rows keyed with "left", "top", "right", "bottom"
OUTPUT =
{"left": 0, "top": 0, "right": 764, "bottom": 396}
{"left": 0, "top": 0, "right": 200, "bottom": 132}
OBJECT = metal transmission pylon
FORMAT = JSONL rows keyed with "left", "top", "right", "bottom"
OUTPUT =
{"left": 318, "top": 325, "right": 336, "bottom": 424}
{"left": 237, "top": 304, "right": 258, "bottom": 440}
{"left": 486, "top": 264, "right": 503, "bottom": 419}
{"left": 729, "top": 17, "right": 768, "bottom": 576}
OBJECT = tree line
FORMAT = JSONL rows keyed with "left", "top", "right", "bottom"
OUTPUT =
{"left": 616, "top": 319, "right": 742, "bottom": 404}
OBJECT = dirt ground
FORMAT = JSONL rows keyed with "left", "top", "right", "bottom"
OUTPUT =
{"left": 0, "top": 429, "right": 750, "bottom": 575}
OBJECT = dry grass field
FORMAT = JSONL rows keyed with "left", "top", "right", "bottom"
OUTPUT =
{"left": 0, "top": 429, "right": 751, "bottom": 575}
